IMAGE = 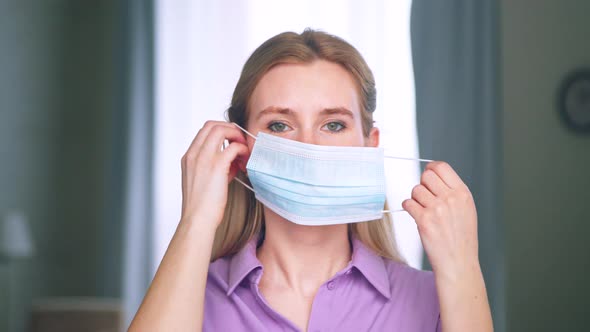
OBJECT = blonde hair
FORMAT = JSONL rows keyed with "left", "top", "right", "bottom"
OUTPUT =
{"left": 213, "top": 29, "right": 405, "bottom": 263}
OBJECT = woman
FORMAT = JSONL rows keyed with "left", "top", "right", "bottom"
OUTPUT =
{"left": 130, "top": 29, "right": 493, "bottom": 331}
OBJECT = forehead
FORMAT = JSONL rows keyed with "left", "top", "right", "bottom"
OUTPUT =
{"left": 249, "top": 60, "right": 360, "bottom": 115}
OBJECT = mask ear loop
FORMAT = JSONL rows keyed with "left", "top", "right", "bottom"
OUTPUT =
{"left": 230, "top": 122, "right": 256, "bottom": 192}
{"left": 232, "top": 122, "right": 257, "bottom": 139}
{"left": 384, "top": 156, "right": 433, "bottom": 163}
{"left": 382, "top": 156, "right": 433, "bottom": 214}
{"left": 382, "top": 209, "right": 404, "bottom": 213}
{"left": 233, "top": 177, "right": 254, "bottom": 192}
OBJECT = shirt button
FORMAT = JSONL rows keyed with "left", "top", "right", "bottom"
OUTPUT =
{"left": 345, "top": 269, "right": 352, "bottom": 275}
{"left": 327, "top": 281, "right": 336, "bottom": 290}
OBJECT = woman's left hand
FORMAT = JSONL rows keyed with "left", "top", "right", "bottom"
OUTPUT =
{"left": 402, "top": 161, "right": 480, "bottom": 281}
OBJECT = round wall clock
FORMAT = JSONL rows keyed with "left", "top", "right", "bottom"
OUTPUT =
{"left": 557, "top": 68, "right": 590, "bottom": 132}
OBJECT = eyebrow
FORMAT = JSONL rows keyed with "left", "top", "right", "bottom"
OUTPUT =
{"left": 256, "top": 107, "right": 295, "bottom": 120}
{"left": 256, "top": 106, "right": 355, "bottom": 120}
{"left": 320, "top": 107, "right": 354, "bottom": 118}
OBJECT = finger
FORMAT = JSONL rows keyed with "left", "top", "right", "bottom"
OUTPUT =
{"left": 220, "top": 142, "right": 250, "bottom": 180}
{"left": 201, "top": 125, "right": 247, "bottom": 155}
{"left": 402, "top": 198, "right": 424, "bottom": 221}
{"left": 420, "top": 169, "right": 449, "bottom": 196}
{"left": 425, "top": 161, "right": 465, "bottom": 189}
{"left": 185, "top": 121, "right": 238, "bottom": 158}
{"left": 411, "top": 184, "right": 437, "bottom": 208}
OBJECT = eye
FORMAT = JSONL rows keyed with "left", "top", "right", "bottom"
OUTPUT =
{"left": 268, "top": 121, "right": 291, "bottom": 133}
{"left": 322, "top": 121, "right": 346, "bottom": 132}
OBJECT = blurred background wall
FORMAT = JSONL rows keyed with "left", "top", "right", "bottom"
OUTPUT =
{"left": 0, "top": 0, "right": 589, "bottom": 331}
{"left": 0, "top": 1, "right": 121, "bottom": 331}
{"left": 501, "top": 0, "right": 590, "bottom": 330}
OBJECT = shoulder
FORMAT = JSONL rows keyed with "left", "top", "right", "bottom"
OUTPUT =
{"left": 384, "top": 259, "right": 440, "bottom": 312}
{"left": 203, "top": 257, "right": 235, "bottom": 320}
{"left": 203, "top": 255, "right": 271, "bottom": 331}
{"left": 384, "top": 259, "right": 437, "bottom": 289}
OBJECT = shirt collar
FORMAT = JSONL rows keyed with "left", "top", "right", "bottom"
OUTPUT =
{"left": 227, "top": 239, "right": 263, "bottom": 296}
{"left": 226, "top": 236, "right": 391, "bottom": 299}
{"left": 350, "top": 237, "right": 392, "bottom": 299}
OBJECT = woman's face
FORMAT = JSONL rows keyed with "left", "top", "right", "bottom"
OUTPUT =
{"left": 246, "top": 60, "right": 379, "bottom": 149}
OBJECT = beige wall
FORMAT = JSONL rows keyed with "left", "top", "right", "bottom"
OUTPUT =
{"left": 501, "top": 0, "right": 590, "bottom": 330}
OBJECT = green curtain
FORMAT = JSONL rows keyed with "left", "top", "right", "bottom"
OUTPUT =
{"left": 116, "top": 0, "right": 155, "bottom": 327}
{"left": 411, "top": 1, "right": 505, "bottom": 331}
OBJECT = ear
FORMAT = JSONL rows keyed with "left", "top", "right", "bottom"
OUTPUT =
{"left": 366, "top": 127, "right": 380, "bottom": 147}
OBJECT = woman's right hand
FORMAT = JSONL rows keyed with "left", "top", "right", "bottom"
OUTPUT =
{"left": 129, "top": 120, "right": 247, "bottom": 331}
{"left": 180, "top": 121, "right": 250, "bottom": 228}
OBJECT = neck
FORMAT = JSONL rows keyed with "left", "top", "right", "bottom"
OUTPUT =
{"left": 257, "top": 208, "right": 351, "bottom": 297}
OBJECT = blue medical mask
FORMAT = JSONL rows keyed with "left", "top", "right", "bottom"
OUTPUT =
{"left": 232, "top": 123, "right": 432, "bottom": 226}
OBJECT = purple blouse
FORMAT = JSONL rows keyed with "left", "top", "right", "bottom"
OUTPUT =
{"left": 204, "top": 237, "right": 441, "bottom": 331}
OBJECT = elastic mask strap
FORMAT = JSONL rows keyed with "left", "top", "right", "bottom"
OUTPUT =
{"left": 384, "top": 155, "right": 433, "bottom": 163}
{"left": 381, "top": 155, "right": 431, "bottom": 214}
{"left": 233, "top": 176, "right": 254, "bottom": 192}
{"left": 382, "top": 209, "right": 405, "bottom": 214}
{"left": 232, "top": 122, "right": 257, "bottom": 139}
{"left": 229, "top": 122, "right": 257, "bottom": 191}
{"left": 383, "top": 155, "right": 432, "bottom": 213}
